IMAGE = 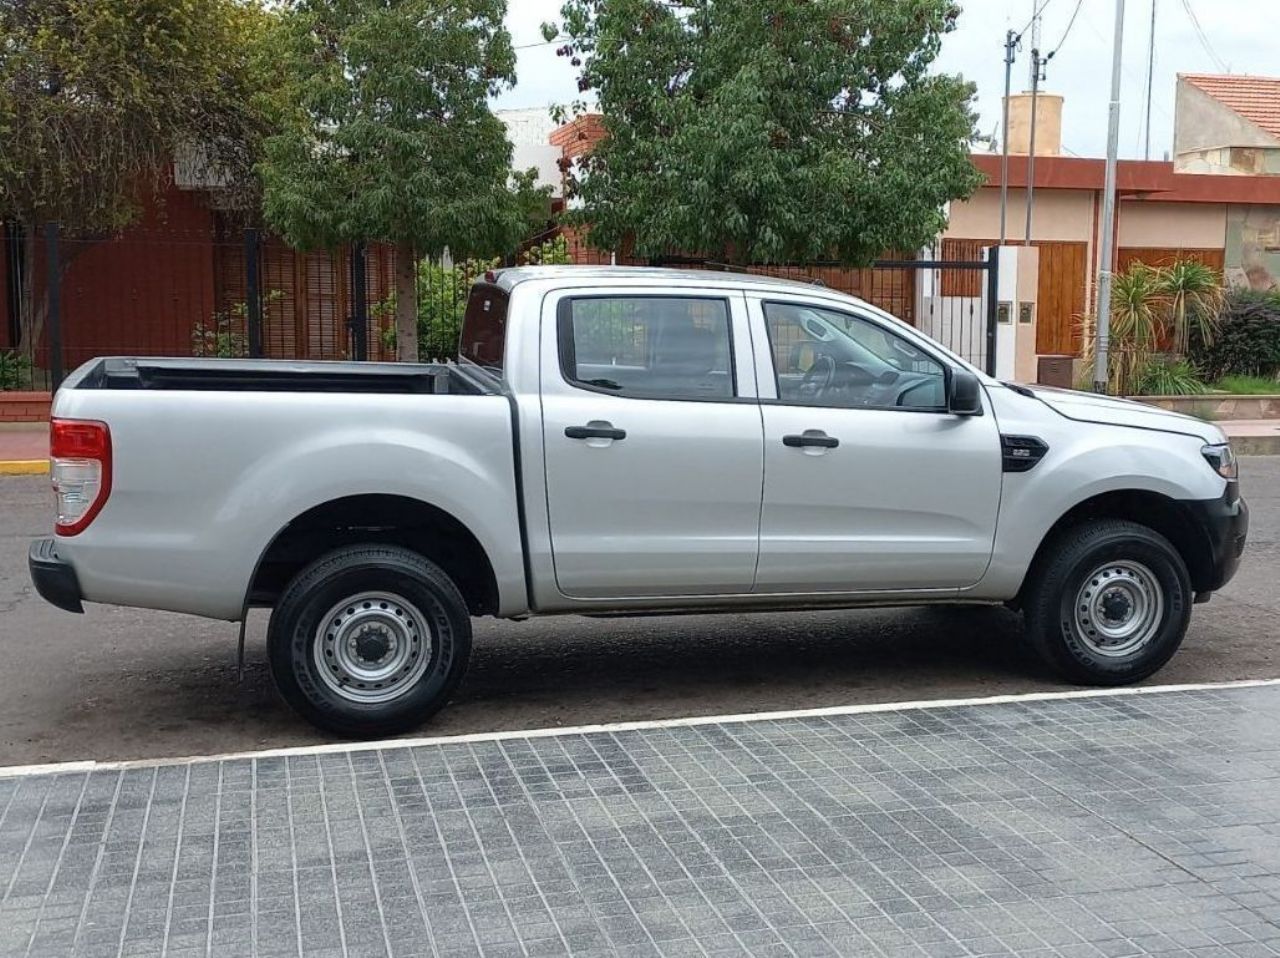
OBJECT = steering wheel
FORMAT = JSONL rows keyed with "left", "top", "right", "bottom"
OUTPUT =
{"left": 799, "top": 354, "right": 837, "bottom": 397}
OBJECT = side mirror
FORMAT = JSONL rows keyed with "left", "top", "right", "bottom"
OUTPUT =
{"left": 947, "top": 369, "right": 984, "bottom": 416}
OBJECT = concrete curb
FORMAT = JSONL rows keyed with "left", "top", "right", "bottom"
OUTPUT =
{"left": 1228, "top": 435, "right": 1280, "bottom": 456}
{"left": 0, "top": 459, "right": 48, "bottom": 476}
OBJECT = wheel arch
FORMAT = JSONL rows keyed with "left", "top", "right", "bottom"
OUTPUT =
{"left": 247, "top": 494, "right": 500, "bottom": 616}
{"left": 1016, "top": 488, "right": 1215, "bottom": 603}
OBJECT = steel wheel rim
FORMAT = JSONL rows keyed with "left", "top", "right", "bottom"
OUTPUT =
{"left": 1073, "top": 560, "right": 1164, "bottom": 657}
{"left": 313, "top": 591, "right": 432, "bottom": 704}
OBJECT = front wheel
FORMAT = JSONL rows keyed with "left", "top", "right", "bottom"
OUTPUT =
{"left": 268, "top": 544, "right": 471, "bottom": 737}
{"left": 1023, "top": 519, "right": 1192, "bottom": 685}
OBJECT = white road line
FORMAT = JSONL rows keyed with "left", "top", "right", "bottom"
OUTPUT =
{"left": 2, "top": 676, "right": 1279, "bottom": 780}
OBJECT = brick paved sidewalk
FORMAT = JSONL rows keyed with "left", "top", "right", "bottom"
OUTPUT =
{"left": 2, "top": 684, "right": 1279, "bottom": 958}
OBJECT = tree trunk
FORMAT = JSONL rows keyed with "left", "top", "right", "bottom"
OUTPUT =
{"left": 394, "top": 241, "right": 418, "bottom": 363}
{"left": 18, "top": 226, "right": 41, "bottom": 352}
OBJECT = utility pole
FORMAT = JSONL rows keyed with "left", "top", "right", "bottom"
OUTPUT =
{"left": 999, "top": 29, "right": 1017, "bottom": 245}
{"left": 1144, "top": 0, "right": 1157, "bottom": 160}
{"left": 1094, "top": 0, "right": 1127, "bottom": 394}
{"left": 1024, "top": 48, "right": 1043, "bottom": 243}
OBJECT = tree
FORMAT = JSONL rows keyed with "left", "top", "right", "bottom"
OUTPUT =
{"left": 0, "top": 0, "right": 270, "bottom": 349}
{"left": 546, "top": 0, "right": 983, "bottom": 266}
{"left": 259, "top": 0, "right": 546, "bottom": 362}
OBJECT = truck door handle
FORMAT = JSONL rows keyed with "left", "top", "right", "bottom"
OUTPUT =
{"left": 783, "top": 431, "right": 839, "bottom": 449}
{"left": 566, "top": 424, "right": 627, "bottom": 441}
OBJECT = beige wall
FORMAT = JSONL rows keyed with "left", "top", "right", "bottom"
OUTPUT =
{"left": 1117, "top": 202, "right": 1227, "bottom": 248}
{"left": 1015, "top": 246, "right": 1041, "bottom": 382}
{"left": 945, "top": 187, "right": 1094, "bottom": 243}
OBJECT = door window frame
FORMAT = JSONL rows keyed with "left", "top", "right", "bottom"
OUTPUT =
{"left": 553, "top": 292, "right": 756, "bottom": 404}
{"left": 751, "top": 296, "right": 957, "bottom": 414}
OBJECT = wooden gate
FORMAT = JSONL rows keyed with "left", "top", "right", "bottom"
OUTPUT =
{"left": 1034, "top": 241, "right": 1089, "bottom": 356}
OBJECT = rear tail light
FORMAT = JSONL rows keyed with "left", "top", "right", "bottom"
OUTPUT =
{"left": 50, "top": 418, "right": 112, "bottom": 535}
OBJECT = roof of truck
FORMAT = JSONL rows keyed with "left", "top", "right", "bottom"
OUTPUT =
{"left": 492, "top": 264, "right": 857, "bottom": 297}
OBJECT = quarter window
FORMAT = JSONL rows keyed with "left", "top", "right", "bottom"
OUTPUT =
{"left": 764, "top": 302, "right": 947, "bottom": 410}
{"left": 560, "top": 297, "right": 736, "bottom": 400}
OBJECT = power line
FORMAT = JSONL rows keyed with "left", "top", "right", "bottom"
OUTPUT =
{"left": 1178, "top": 0, "right": 1228, "bottom": 72}
{"left": 1048, "top": 0, "right": 1086, "bottom": 57}
{"left": 1015, "top": 0, "right": 1058, "bottom": 39}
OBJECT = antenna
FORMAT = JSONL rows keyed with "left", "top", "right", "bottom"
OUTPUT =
{"left": 1029, "top": 0, "right": 1043, "bottom": 86}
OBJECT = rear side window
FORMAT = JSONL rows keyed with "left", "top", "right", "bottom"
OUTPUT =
{"left": 459, "top": 284, "right": 510, "bottom": 371}
{"left": 559, "top": 296, "right": 736, "bottom": 400}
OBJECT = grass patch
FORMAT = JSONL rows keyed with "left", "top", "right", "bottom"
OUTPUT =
{"left": 1214, "top": 374, "right": 1280, "bottom": 395}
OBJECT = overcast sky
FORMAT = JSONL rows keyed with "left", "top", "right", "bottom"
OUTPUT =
{"left": 494, "top": 0, "right": 1277, "bottom": 160}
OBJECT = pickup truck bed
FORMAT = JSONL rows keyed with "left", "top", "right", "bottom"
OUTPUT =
{"left": 77, "top": 357, "right": 493, "bottom": 395}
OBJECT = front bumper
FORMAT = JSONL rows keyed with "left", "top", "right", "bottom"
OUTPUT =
{"left": 1185, "top": 482, "right": 1249, "bottom": 594}
{"left": 28, "top": 538, "right": 84, "bottom": 613}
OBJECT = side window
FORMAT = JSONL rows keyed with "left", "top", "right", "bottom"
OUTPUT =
{"left": 560, "top": 297, "right": 736, "bottom": 400}
{"left": 763, "top": 302, "right": 947, "bottom": 410}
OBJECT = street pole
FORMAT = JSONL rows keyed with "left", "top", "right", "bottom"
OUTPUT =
{"left": 1000, "top": 29, "right": 1017, "bottom": 245}
{"left": 1024, "top": 49, "right": 1041, "bottom": 244}
{"left": 1093, "top": 0, "right": 1127, "bottom": 394}
{"left": 1144, "top": 0, "right": 1157, "bottom": 160}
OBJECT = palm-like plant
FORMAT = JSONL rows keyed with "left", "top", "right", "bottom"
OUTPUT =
{"left": 1107, "top": 263, "right": 1164, "bottom": 395}
{"left": 1079, "top": 258, "right": 1223, "bottom": 395}
{"left": 1162, "top": 259, "right": 1224, "bottom": 356}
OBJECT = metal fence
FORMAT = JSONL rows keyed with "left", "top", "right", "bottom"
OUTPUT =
{"left": 0, "top": 223, "right": 997, "bottom": 393}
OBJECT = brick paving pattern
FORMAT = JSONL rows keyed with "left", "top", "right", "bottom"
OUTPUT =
{"left": 2, "top": 685, "right": 1280, "bottom": 957}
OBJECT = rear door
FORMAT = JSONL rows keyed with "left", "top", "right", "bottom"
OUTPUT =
{"left": 749, "top": 296, "right": 1002, "bottom": 594}
{"left": 539, "top": 290, "right": 764, "bottom": 598}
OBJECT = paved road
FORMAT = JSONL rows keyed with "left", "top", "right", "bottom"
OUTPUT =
{"left": 1, "top": 459, "right": 1277, "bottom": 767}
{"left": 4, "top": 684, "right": 1280, "bottom": 957}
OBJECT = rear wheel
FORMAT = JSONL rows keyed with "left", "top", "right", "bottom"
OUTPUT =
{"left": 268, "top": 544, "right": 471, "bottom": 737}
{"left": 1024, "top": 519, "right": 1192, "bottom": 685}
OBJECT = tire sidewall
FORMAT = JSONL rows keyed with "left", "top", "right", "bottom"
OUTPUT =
{"left": 1047, "top": 530, "right": 1191, "bottom": 682}
{"left": 270, "top": 554, "right": 468, "bottom": 735}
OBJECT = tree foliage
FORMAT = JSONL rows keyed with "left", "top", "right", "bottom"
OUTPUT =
{"left": 546, "top": 0, "right": 983, "bottom": 265}
{"left": 0, "top": 0, "right": 271, "bottom": 231}
{"left": 259, "top": 0, "right": 547, "bottom": 360}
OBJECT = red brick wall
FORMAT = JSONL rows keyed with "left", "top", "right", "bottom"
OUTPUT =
{"left": 0, "top": 391, "right": 52, "bottom": 422}
{"left": 550, "top": 114, "right": 607, "bottom": 159}
{"left": 51, "top": 186, "right": 218, "bottom": 369}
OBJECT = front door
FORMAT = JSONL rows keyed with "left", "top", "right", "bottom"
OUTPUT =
{"left": 750, "top": 297, "right": 1002, "bottom": 594}
{"left": 540, "top": 291, "right": 764, "bottom": 599}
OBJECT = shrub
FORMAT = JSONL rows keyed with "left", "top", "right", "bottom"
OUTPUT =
{"left": 1136, "top": 357, "right": 1208, "bottom": 396}
{"left": 1192, "top": 289, "right": 1280, "bottom": 381}
{"left": 0, "top": 350, "right": 32, "bottom": 391}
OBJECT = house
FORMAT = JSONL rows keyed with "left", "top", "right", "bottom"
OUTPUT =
{"left": 1174, "top": 74, "right": 1280, "bottom": 175}
{"left": 944, "top": 74, "right": 1280, "bottom": 362}
{"left": 544, "top": 73, "right": 1280, "bottom": 373}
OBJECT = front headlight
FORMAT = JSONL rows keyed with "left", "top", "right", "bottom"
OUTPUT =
{"left": 1202, "top": 443, "right": 1238, "bottom": 480}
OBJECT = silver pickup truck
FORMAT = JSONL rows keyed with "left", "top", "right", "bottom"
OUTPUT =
{"left": 30, "top": 266, "right": 1248, "bottom": 736}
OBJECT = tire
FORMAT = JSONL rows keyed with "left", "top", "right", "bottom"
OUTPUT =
{"left": 1023, "top": 519, "right": 1192, "bottom": 685}
{"left": 267, "top": 544, "right": 471, "bottom": 737}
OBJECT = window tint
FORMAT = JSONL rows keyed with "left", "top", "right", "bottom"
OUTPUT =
{"left": 561, "top": 297, "right": 736, "bottom": 400}
{"left": 764, "top": 302, "right": 946, "bottom": 410}
{"left": 459, "top": 285, "right": 509, "bottom": 371}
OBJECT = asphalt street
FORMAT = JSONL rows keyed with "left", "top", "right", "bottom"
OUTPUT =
{"left": 1, "top": 459, "right": 1276, "bottom": 767}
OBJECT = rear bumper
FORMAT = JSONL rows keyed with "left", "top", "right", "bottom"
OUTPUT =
{"left": 28, "top": 538, "right": 84, "bottom": 614}
{"left": 1186, "top": 482, "right": 1248, "bottom": 594}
